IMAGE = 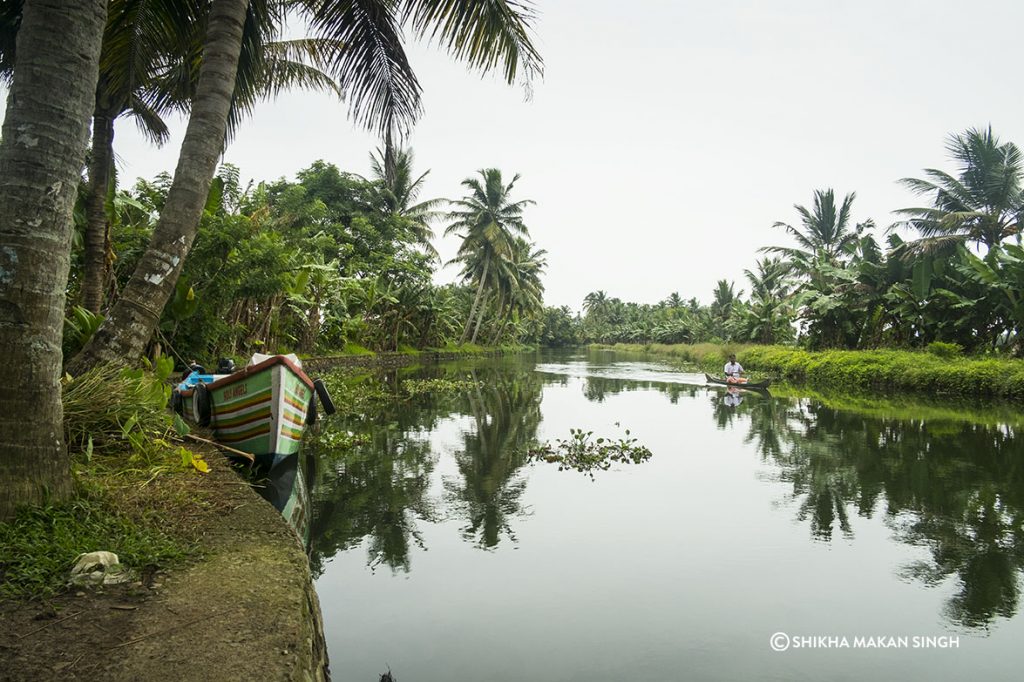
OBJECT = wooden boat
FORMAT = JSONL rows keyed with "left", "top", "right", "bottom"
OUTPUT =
{"left": 173, "top": 354, "right": 334, "bottom": 467}
{"left": 704, "top": 373, "right": 772, "bottom": 390}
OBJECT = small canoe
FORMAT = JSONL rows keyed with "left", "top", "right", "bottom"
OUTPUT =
{"left": 705, "top": 373, "right": 772, "bottom": 390}
{"left": 174, "top": 354, "right": 334, "bottom": 467}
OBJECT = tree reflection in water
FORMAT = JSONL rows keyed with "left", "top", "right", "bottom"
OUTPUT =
{"left": 732, "top": 394, "right": 1024, "bottom": 628}
{"left": 443, "top": 367, "right": 544, "bottom": 549}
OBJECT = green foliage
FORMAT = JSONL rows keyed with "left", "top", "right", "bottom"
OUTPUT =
{"left": 526, "top": 427, "right": 653, "bottom": 478}
{"left": 402, "top": 377, "right": 482, "bottom": 397}
{"left": 739, "top": 346, "right": 1024, "bottom": 400}
{"left": 0, "top": 496, "right": 185, "bottom": 598}
{"left": 62, "top": 361, "right": 174, "bottom": 456}
{"left": 926, "top": 341, "right": 963, "bottom": 359}
{"left": 62, "top": 306, "right": 105, "bottom": 361}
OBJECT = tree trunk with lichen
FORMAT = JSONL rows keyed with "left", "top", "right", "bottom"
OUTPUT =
{"left": 0, "top": 0, "right": 107, "bottom": 520}
{"left": 81, "top": 106, "right": 115, "bottom": 313}
{"left": 67, "top": 0, "right": 250, "bottom": 374}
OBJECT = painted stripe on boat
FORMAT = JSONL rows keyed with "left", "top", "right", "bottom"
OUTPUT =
{"left": 213, "top": 390, "right": 273, "bottom": 416}
{"left": 215, "top": 408, "right": 272, "bottom": 429}
{"left": 218, "top": 425, "right": 272, "bottom": 443}
{"left": 216, "top": 417, "right": 272, "bottom": 436}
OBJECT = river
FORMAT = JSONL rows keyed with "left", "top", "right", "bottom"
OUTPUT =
{"left": 307, "top": 349, "right": 1024, "bottom": 681}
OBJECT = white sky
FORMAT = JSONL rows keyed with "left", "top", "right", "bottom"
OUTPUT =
{"left": 92, "top": 0, "right": 1024, "bottom": 309}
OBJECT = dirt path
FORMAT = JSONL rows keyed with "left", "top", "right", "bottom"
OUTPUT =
{"left": 0, "top": 452, "right": 328, "bottom": 681}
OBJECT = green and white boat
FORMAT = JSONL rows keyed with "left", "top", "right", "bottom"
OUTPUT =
{"left": 174, "top": 353, "right": 333, "bottom": 468}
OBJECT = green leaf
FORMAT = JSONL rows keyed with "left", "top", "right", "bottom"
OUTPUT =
{"left": 173, "top": 413, "right": 191, "bottom": 437}
{"left": 912, "top": 257, "right": 933, "bottom": 300}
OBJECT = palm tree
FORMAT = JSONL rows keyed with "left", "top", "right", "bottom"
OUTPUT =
{"left": 70, "top": 0, "right": 543, "bottom": 371}
{"left": 488, "top": 238, "right": 547, "bottom": 343}
{"left": 445, "top": 168, "right": 534, "bottom": 344}
{"left": 741, "top": 258, "right": 794, "bottom": 344}
{"left": 762, "top": 189, "right": 873, "bottom": 273}
{"left": 0, "top": 0, "right": 107, "bottom": 519}
{"left": 2, "top": 0, "right": 346, "bottom": 314}
{"left": 583, "top": 290, "right": 608, "bottom": 315}
{"left": 369, "top": 145, "right": 443, "bottom": 258}
{"left": 896, "top": 127, "right": 1024, "bottom": 253}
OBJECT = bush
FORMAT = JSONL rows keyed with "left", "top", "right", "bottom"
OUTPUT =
{"left": 63, "top": 358, "right": 175, "bottom": 455}
{"left": 926, "top": 341, "right": 963, "bottom": 359}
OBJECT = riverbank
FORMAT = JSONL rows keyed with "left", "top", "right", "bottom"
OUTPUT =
{"left": 303, "top": 343, "right": 531, "bottom": 372}
{"left": 0, "top": 441, "right": 327, "bottom": 681}
{"left": 595, "top": 343, "right": 1024, "bottom": 400}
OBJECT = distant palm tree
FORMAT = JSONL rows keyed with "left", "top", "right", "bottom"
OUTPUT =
{"left": 370, "top": 145, "right": 443, "bottom": 258}
{"left": 663, "top": 292, "right": 683, "bottom": 309}
{"left": 896, "top": 126, "right": 1024, "bottom": 253}
{"left": 742, "top": 258, "right": 794, "bottom": 344}
{"left": 583, "top": 290, "right": 608, "bottom": 315}
{"left": 445, "top": 168, "right": 534, "bottom": 343}
{"left": 763, "top": 189, "right": 873, "bottom": 273}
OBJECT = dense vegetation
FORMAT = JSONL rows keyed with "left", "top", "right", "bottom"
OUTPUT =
{"left": 1, "top": 0, "right": 543, "bottom": 519}
{"left": 66, "top": 155, "right": 549, "bottom": 364}
{"left": 568, "top": 128, "right": 1023, "bottom": 356}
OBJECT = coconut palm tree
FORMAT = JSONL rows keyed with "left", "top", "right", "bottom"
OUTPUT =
{"left": 896, "top": 127, "right": 1024, "bottom": 253}
{"left": 70, "top": 0, "right": 543, "bottom": 371}
{"left": 0, "top": 0, "right": 107, "bottom": 519}
{"left": 762, "top": 189, "right": 873, "bottom": 273}
{"left": 488, "top": 238, "right": 547, "bottom": 343}
{"left": 741, "top": 258, "right": 794, "bottom": 344}
{"left": 445, "top": 168, "right": 535, "bottom": 343}
{"left": 1, "top": 0, "right": 345, "bottom": 314}
{"left": 369, "top": 145, "right": 443, "bottom": 258}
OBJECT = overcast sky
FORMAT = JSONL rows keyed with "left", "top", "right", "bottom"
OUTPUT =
{"left": 103, "top": 0, "right": 1024, "bottom": 310}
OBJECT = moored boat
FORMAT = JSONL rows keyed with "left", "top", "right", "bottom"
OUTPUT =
{"left": 174, "top": 353, "right": 334, "bottom": 467}
{"left": 704, "top": 373, "right": 772, "bottom": 390}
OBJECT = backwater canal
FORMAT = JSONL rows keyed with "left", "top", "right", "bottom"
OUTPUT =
{"left": 305, "top": 349, "right": 1024, "bottom": 681}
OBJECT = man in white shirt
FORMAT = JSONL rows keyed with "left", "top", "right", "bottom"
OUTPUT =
{"left": 724, "top": 354, "right": 747, "bottom": 384}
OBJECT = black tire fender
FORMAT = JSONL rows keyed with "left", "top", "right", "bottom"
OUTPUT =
{"left": 313, "top": 378, "right": 336, "bottom": 415}
{"left": 305, "top": 395, "right": 318, "bottom": 425}
{"left": 170, "top": 390, "right": 183, "bottom": 415}
{"left": 194, "top": 382, "right": 213, "bottom": 427}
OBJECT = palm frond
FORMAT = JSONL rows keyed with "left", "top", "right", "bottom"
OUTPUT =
{"left": 301, "top": 0, "right": 422, "bottom": 136}
{"left": 403, "top": 0, "right": 544, "bottom": 87}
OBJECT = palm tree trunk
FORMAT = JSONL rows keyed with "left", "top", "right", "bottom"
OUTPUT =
{"left": 0, "top": 0, "right": 107, "bottom": 519}
{"left": 470, "top": 292, "right": 489, "bottom": 344}
{"left": 461, "top": 257, "right": 489, "bottom": 344}
{"left": 81, "top": 107, "right": 115, "bottom": 313}
{"left": 67, "top": 0, "right": 250, "bottom": 374}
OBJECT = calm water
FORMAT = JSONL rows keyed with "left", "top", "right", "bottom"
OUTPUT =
{"left": 309, "top": 350, "right": 1024, "bottom": 681}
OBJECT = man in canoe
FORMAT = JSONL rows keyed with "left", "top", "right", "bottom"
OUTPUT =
{"left": 724, "top": 354, "right": 747, "bottom": 384}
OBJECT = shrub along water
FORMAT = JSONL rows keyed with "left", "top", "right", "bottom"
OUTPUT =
{"left": 601, "top": 343, "right": 1024, "bottom": 401}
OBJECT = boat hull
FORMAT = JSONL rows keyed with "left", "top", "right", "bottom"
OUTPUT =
{"left": 704, "top": 373, "right": 772, "bottom": 390}
{"left": 179, "top": 355, "right": 314, "bottom": 467}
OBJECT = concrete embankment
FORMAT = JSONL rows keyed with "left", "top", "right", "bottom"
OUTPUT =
{"left": 104, "top": 456, "right": 329, "bottom": 681}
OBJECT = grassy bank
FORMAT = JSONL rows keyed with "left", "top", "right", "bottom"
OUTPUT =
{"left": 596, "top": 343, "right": 1024, "bottom": 401}
{"left": 0, "top": 362, "right": 220, "bottom": 597}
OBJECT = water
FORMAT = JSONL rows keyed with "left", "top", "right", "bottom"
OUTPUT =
{"left": 310, "top": 350, "right": 1024, "bottom": 681}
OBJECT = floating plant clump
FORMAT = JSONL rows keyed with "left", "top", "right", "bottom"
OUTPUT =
{"left": 527, "top": 427, "right": 653, "bottom": 478}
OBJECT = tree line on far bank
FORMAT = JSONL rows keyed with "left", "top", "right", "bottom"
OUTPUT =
{"left": 538, "top": 127, "right": 1023, "bottom": 356}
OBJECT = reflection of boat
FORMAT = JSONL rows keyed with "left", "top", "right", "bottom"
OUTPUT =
{"left": 173, "top": 353, "right": 334, "bottom": 468}
{"left": 704, "top": 373, "right": 772, "bottom": 391}
{"left": 254, "top": 453, "right": 314, "bottom": 547}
